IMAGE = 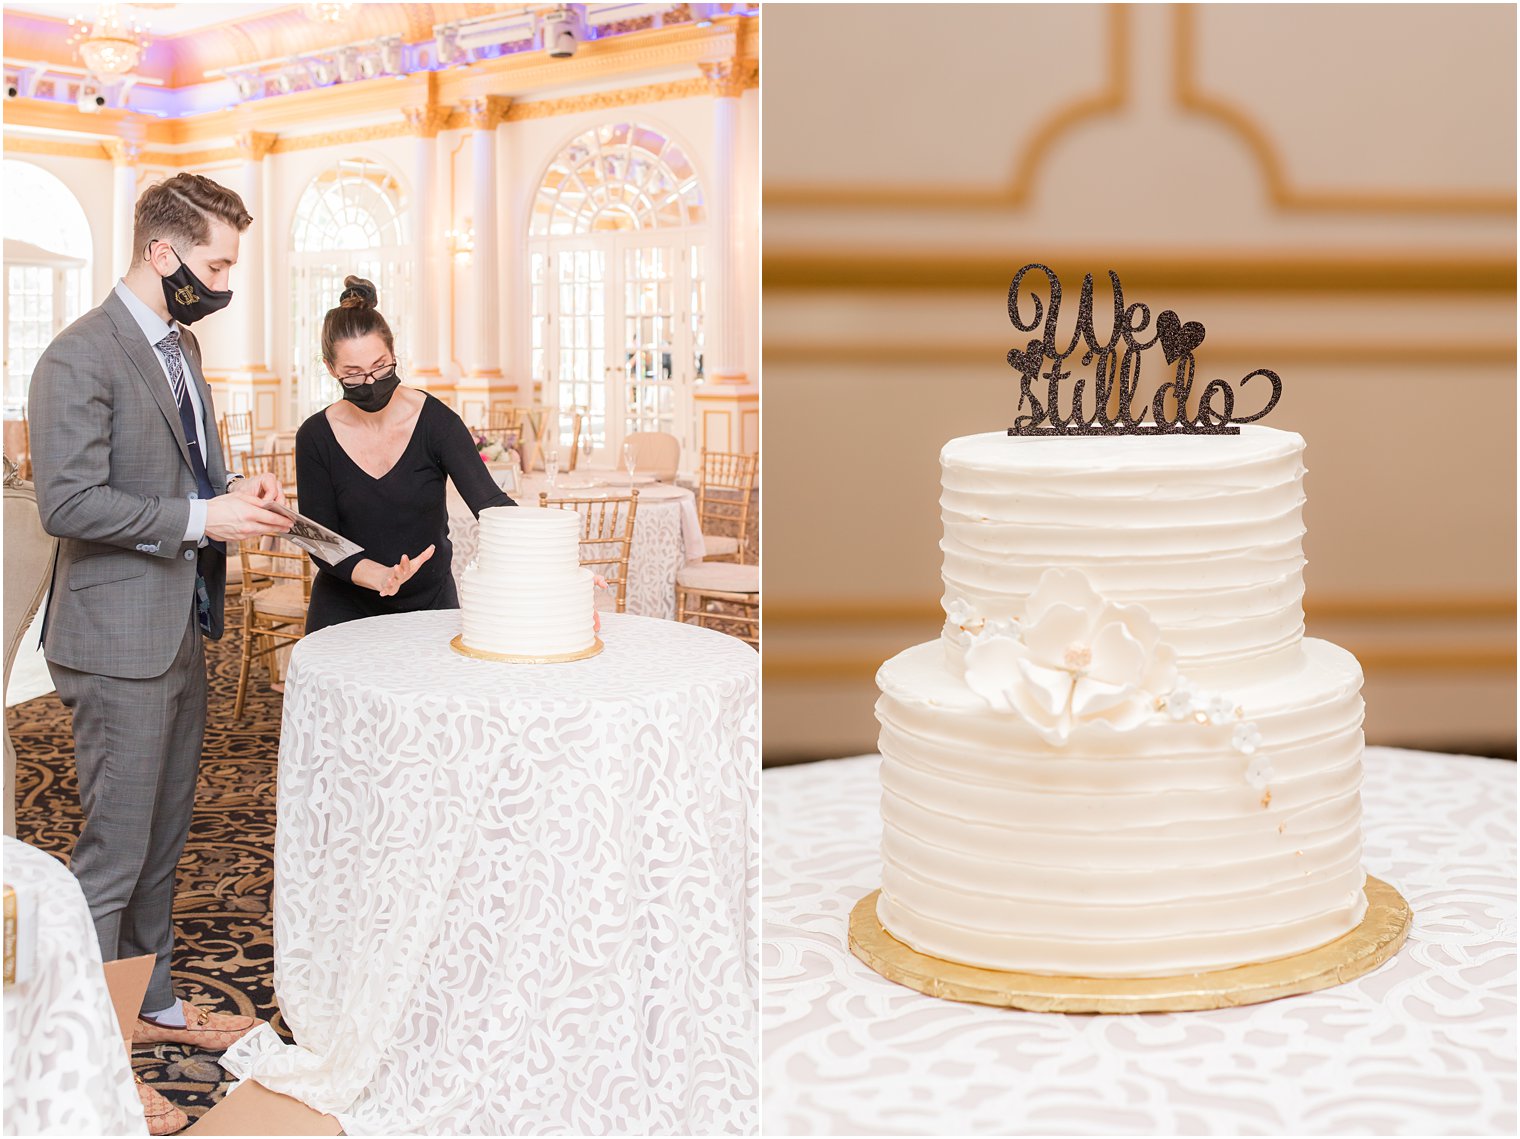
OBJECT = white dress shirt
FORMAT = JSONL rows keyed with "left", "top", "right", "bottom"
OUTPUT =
{"left": 113, "top": 279, "right": 236, "bottom": 545}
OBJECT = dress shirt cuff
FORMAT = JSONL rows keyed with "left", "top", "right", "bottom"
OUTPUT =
{"left": 184, "top": 497, "right": 209, "bottom": 544}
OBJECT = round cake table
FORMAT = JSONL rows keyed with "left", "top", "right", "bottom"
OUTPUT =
{"left": 2, "top": 837, "right": 145, "bottom": 1136}
{"left": 447, "top": 474, "right": 706, "bottom": 620}
{"left": 221, "top": 610, "right": 758, "bottom": 1136}
{"left": 762, "top": 747, "right": 1516, "bottom": 1136}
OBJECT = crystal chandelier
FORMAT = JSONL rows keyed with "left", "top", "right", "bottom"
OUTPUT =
{"left": 68, "top": 2, "right": 151, "bottom": 78}
{"left": 304, "top": 2, "right": 357, "bottom": 22}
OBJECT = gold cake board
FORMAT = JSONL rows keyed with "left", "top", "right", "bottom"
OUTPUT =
{"left": 849, "top": 876, "right": 1411, "bottom": 1014}
{"left": 449, "top": 634, "right": 603, "bottom": 664}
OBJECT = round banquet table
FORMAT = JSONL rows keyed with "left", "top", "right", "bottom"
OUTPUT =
{"left": 221, "top": 609, "right": 759, "bottom": 1136}
{"left": 447, "top": 472, "right": 706, "bottom": 621}
{"left": 2, "top": 837, "right": 145, "bottom": 1136}
{"left": 762, "top": 747, "right": 1517, "bottom": 1136}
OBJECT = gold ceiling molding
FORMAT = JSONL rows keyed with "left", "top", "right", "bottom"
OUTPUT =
{"left": 2, "top": 16, "right": 756, "bottom": 147}
{"left": 764, "top": 5, "right": 1128, "bottom": 209}
{"left": 103, "top": 139, "right": 142, "bottom": 166}
{"left": 3, "top": 135, "right": 111, "bottom": 160}
{"left": 130, "top": 121, "right": 415, "bottom": 168}
{"left": 504, "top": 75, "right": 717, "bottom": 120}
{"left": 271, "top": 122, "right": 413, "bottom": 154}
{"left": 403, "top": 103, "right": 454, "bottom": 137}
{"left": 403, "top": 73, "right": 451, "bottom": 138}
{"left": 458, "top": 94, "right": 514, "bottom": 132}
{"left": 764, "top": 341, "right": 1518, "bottom": 368}
{"left": 1173, "top": 5, "right": 1515, "bottom": 216}
{"left": 234, "top": 130, "right": 277, "bottom": 162}
{"left": 136, "top": 146, "right": 242, "bottom": 168}
{"left": 762, "top": 251, "right": 1518, "bottom": 294}
{"left": 698, "top": 58, "right": 759, "bottom": 99}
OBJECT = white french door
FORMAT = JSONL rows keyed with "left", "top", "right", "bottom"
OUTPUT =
{"left": 289, "top": 251, "right": 410, "bottom": 424}
{"left": 531, "top": 230, "right": 704, "bottom": 467}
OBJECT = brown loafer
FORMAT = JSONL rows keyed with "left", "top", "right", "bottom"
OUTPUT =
{"left": 136, "top": 1075, "right": 189, "bottom": 1136}
{"left": 134, "top": 1000, "right": 263, "bottom": 1052}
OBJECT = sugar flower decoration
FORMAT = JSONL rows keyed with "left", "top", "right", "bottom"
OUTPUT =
{"left": 1231, "top": 721, "right": 1262, "bottom": 756}
{"left": 962, "top": 569, "right": 1179, "bottom": 745}
{"left": 944, "top": 597, "right": 981, "bottom": 632}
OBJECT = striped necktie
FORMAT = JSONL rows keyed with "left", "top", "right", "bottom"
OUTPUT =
{"left": 156, "top": 328, "right": 215, "bottom": 503}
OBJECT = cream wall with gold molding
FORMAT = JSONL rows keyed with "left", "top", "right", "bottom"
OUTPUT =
{"left": 762, "top": 3, "right": 1516, "bottom": 760}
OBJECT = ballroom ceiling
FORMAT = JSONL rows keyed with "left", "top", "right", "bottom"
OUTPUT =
{"left": 4, "top": 3, "right": 285, "bottom": 36}
{"left": 3, "top": 3, "right": 520, "bottom": 87}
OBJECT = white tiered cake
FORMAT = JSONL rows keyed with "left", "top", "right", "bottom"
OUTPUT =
{"left": 459, "top": 506, "right": 597, "bottom": 659}
{"left": 874, "top": 426, "right": 1367, "bottom": 978}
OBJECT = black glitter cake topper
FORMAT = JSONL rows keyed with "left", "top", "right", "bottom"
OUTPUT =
{"left": 1006, "top": 263, "right": 1281, "bottom": 436}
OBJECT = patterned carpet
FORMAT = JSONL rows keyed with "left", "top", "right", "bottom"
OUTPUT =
{"left": 9, "top": 602, "right": 290, "bottom": 1126}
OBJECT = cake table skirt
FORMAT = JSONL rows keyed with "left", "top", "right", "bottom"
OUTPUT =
{"left": 2, "top": 837, "right": 146, "bottom": 1136}
{"left": 221, "top": 610, "right": 759, "bottom": 1136}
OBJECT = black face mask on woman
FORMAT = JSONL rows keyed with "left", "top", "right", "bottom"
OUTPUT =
{"left": 342, "top": 366, "right": 402, "bottom": 413}
{"left": 156, "top": 244, "right": 234, "bottom": 325}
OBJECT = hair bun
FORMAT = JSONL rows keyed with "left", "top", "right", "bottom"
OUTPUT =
{"left": 338, "top": 276, "right": 378, "bottom": 309}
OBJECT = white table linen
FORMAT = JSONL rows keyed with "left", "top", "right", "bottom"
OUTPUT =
{"left": 762, "top": 747, "right": 1516, "bottom": 1136}
{"left": 222, "top": 609, "right": 759, "bottom": 1136}
{"left": 2, "top": 837, "right": 145, "bottom": 1137}
{"left": 447, "top": 472, "right": 705, "bottom": 620}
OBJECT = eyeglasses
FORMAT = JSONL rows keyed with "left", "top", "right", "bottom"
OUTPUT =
{"left": 338, "top": 362, "right": 397, "bottom": 389}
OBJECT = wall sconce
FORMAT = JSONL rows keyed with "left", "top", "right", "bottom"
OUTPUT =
{"left": 447, "top": 222, "right": 475, "bottom": 263}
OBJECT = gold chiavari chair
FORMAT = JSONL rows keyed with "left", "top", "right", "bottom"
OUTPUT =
{"left": 241, "top": 450, "right": 298, "bottom": 506}
{"left": 675, "top": 561, "right": 758, "bottom": 649}
{"left": 538, "top": 489, "right": 640, "bottom": 613}
{"left": 563, "top": 407, "right": 586, "bottom": 472}
{"left": 234, "top": 535, "right": 313, "bottom": 719}
{"left": 218, "top": 410, "right": 254, "bottom": 474}
{"left": 697, "top": 449, "right": 758, "bottom": 563}
{"left": 488, "top": 405, "right": 526, "bottom": 436}
{"left": 17, "top": 405, "right": 32, "bottom": 481}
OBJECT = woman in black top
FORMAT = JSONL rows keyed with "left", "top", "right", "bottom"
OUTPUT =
{"left": 295, "top": 276, "right": 514, "bottom": 634}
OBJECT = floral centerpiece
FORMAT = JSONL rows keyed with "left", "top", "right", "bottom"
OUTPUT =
{"left": 474, "top": 429, "right": 520, "bottom": 464}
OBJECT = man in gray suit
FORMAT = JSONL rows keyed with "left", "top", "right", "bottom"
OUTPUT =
{"left": 29, "top": 172, "right": 293, "bottom": 1132}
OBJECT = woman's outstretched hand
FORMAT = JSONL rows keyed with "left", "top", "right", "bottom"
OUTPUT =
{"left": 356, "top": 545, "right": 436, "bottom": 597}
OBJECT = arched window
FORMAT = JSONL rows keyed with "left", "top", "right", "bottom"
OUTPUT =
{"left": 289, "top": 158, "right": 409, "bottom": 418}
{"left": 528, "top": 123, "right": 705, "bottom": 463}
{"left": 3, "top": 161, "right": 91, "bottom": 412}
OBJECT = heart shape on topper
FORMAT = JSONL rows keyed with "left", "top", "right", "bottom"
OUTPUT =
{"left": 1007, "top": 338, "right": 1044, "bottom": 376}
{"left": 1157, "top": 310, "right": 1206, "bottom": 365}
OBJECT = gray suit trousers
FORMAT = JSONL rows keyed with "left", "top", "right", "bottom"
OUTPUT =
{"left": 48, "top": 608, "right": 206, "bottom": 1012}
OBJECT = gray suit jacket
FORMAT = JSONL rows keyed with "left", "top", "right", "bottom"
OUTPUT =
{"left": 29, "top": 289, "right": 229, "bottom": 679}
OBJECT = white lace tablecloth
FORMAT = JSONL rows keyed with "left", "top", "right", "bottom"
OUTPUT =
{"left": 448, "top": 474, "right": 705, "bottom": 620}
{"left": 2, "top": 837, "right": 145, "bottom": 1137}
{"left": 222, "top": 609, "right": 759, "bottom": 1136}
{"left": 762, "top": 747, "right": 1516, "bottom": 1136}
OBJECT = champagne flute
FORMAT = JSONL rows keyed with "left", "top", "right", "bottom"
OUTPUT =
{"left": 622, "top": 441, "right": 637, "bottom": 483}
{"left": 546, "top": 449, "right": 560, "bottom": 490}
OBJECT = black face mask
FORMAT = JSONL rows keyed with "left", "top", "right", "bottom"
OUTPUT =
{"left": 341, "top": 366, "right": 402, "bottom": 413}
{"left": 157, "top": 245, "right": 233, "bottom": 324}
